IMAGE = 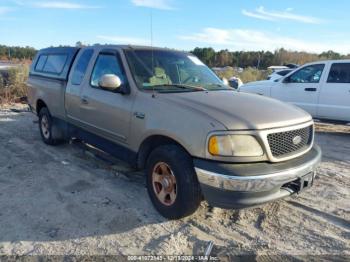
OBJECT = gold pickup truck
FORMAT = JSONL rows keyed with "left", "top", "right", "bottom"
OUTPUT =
{"left": 27, "top": 45, "right": 321, "bottom": 219}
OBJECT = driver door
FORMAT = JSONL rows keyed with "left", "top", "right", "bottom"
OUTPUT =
{"left": 271, "top": 64, "right": 325, "bottom": 116}
{"left": 79, "top": 50, "right": 134, "bottom": 144}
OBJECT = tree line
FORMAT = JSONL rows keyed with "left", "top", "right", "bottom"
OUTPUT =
{"left": 191, "top": 48, "right": 350, "bottom": 69}
{"left": 0, "top": 45, "right": 37, "bottom": 61}
{"left": 1, "top": 44, "right": 349, "bottom": 69}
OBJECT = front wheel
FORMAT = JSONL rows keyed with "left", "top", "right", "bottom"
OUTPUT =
{"left": 146, "top": 145, "right": 202, "bottom": 219}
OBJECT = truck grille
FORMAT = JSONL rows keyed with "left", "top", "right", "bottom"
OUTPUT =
{"left": 267, "top": 125, "right": 313, "bottom": 158}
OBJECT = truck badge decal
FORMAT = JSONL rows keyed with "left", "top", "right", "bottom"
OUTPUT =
{"left": 292, "top": 135, "right": 302, "bottom": 145}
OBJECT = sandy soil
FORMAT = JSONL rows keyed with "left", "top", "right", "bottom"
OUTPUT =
{"left": 0, "top": 104, "right": 349, "bottom": 259}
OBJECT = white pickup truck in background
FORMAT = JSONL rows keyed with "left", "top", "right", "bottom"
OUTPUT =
{"left": 239, "top": 60, "right": 350, "bottom": 123}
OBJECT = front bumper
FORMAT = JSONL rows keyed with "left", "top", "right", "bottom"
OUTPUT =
{"left": 194, "top": 145, "right": 322, "bottom": 209}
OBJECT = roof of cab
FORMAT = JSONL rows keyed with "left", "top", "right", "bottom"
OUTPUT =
{"left": 30, "top": 44, "right": 191, "bottom": 81}
{"left": 38, "top": 46, "right": 80, "bottom": 53}
{"left": 78, "top": 44, "right": 187, "bottom": 53}
{"left": 37, "top": 44, "right": 189, "bottom": 56}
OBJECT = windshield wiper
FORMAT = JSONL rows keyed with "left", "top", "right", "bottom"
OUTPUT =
{"left": 206, "top": 83, "right": 234, "bottom": 90}
{"left": 151, "top": 84, "right": 207, "bottom": 91}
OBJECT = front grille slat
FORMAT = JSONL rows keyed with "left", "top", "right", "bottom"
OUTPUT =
{"left": 267, "top": 125, "right": 313, "bottom": 158}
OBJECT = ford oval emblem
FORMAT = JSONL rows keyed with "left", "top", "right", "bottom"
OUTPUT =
{"left": 293, "top": 135, "right": 302, "bottom": 145}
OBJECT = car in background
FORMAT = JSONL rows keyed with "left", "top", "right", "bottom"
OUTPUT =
{"left": 239, "top": 60, "right": 350, "bottom": 123}
{"left": 267, "top": 69, "right": 294, "bottom": 81}
{"left": 285, "top": 63, "right": 299, "bottom": 69}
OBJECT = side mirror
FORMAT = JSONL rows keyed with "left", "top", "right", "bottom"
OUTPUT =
{"left": 99, "top": 74, "right": 122, "bottom": 91}
{"left": 221, "top": 77, "right": 229, "bottom": 86}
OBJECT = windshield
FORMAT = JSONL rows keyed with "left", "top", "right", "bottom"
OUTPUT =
{"left": 124, "top": 49, "right": 231, "bottom": 92}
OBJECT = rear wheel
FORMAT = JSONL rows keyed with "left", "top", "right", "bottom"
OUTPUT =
{"left": 146, "top": 145, "right": 202, "bottom": 219}
{"left": 38, "top": 107, "right": 66, "bottom": 145}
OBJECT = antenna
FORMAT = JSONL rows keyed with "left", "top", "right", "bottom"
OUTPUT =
{"left": 150, "top": 10, "right": 156, "bottom": 98}
{"left": 150, "top": 10, "right": 153, "bottom": 48}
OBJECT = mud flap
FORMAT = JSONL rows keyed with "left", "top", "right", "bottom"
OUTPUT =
{"left": 51, "top": 118, "right": 69, "bottom": 141}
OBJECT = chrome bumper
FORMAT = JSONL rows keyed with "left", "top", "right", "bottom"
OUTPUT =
{"left": 195, "top": 145, "right": 321, "bottom": 193}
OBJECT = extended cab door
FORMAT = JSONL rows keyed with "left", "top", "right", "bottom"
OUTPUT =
{"left": 271, "top": 63, "right": 325, "bottom": 116}
{"left": 65, "top": 49, "right": 95, "bottom": 123}
{"left": 77, "top": 49, "right": 134, "bottom": 144}
{"left": 317, "top": 62, "right": 350, "bottom": 122}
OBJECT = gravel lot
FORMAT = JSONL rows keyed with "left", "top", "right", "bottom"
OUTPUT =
{"left": 0, "top": 104, "right": 349, "bottom": 259}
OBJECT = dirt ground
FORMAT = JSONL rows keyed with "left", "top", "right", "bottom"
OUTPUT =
{"left": 0, "top": 104, "right": 349, "bottom": 260}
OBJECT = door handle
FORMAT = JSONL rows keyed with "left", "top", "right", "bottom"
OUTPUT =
{"left": 134, "top": 112, "right": 145, "bottom": 119}
{"left": 304, "top": 88, "right": 317, "bottom": 92}
{"left": 81, "top": 96, "right": 89, "bottom": 104}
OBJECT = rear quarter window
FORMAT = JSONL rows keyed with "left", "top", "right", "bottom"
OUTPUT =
{"left": 327, "top": 63, "right": 350, "bottom": 83}
{"left": 71, "top": 49, "right": 94, "bottom": 85}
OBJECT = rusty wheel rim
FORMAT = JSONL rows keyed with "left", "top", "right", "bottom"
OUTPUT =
{"left": 41, "top": 115, "right": 50, "bottom": 139}
{"left": 152, "top": 162, "right": 177, "bottom": 206}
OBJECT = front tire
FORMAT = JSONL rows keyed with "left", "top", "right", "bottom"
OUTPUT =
{"left": 38, "top": 107, "right": 65, "bottom": 145}
{"left": 146, "top": 145, "right": 202, "bottom": 219}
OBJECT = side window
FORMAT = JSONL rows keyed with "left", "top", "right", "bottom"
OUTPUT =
{"left": 289, "top": 64, "right": 325, "bottom": 83}
{"left": 90, "top": 54, "right": 126, "bottom": 88}
{"left": 327, "top": 63, "right": 350, "bottom": 83}
{"left": 71, "top": 49, "right": 94, "bottom": 85}
{"left": 43, "top": 54, "right": 68, "bottom": 74}
{"left": 35, "top": 55, "right": 48, "bottom": 71}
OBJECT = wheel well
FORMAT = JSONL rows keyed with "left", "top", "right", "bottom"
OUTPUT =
{"left": 36, "top": 99, "right": 47, "bottom": 115}
{"left": 137, "top": 135, "right": 190, "bottom": 169}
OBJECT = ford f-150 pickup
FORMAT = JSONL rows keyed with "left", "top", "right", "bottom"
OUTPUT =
{"left": 27, "top": 45, "right": 321, "bottom": 219}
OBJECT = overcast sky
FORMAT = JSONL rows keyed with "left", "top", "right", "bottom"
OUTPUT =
{"left": 0, "top": 0, "right": 349, "bottom": 53}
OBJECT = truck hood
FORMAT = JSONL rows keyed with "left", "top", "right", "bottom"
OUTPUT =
{"left": 160, "top": 91, "right": 312, "bottom": 130}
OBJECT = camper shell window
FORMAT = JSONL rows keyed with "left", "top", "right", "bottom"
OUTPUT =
{"left": 30, "top": 47, "right": 80, "bottom": 80}
{"left": 35, "top": 54, "right": 68, "bottom": 75}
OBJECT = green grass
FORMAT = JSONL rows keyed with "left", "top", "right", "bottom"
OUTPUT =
{"left": 215, "top": 67, "right": 271, "bottom": 84}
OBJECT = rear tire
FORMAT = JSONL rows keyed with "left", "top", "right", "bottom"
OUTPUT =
{"left": 146, "top": 145, "right": 202, "bottom": 219}
{"left": 38, "top": 107, "right": 65, "bottom": 145}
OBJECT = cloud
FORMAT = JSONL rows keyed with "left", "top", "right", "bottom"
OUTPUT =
{"left": 179, "top": 27, "right": 350, "bottom": 54}
{"left": 97, "top": 35, "right": 149, "bottom": 45}
{"left": 131, "top": 0, "right": 174, "bottom": 10}
{"left": 242, "top": 6, "right": 323, "bottom": 24}
{"left": 33, "top": 1, "right": 100, "bottom": 9}
{"left": 242, "top": 9, "right": 275, "bottom": 21}
{"left": 180, "top": 28, "right": 232, "bottom": 45}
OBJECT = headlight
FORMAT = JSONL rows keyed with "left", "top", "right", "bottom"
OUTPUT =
{"left": 208, "top": 135, "right": 263, "bottom": 157}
